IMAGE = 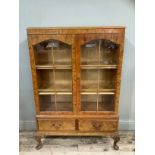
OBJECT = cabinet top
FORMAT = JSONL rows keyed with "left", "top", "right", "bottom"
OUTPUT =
{"left": 27, "top": 26, "right": 125, "bottom": 35}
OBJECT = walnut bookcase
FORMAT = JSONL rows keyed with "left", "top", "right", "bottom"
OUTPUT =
{"left": 27, "top": 27, "right": 125, "bottom": 150}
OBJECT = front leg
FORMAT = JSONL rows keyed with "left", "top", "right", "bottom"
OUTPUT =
{"left": 35, "top": 135, "right": 43, "bottom": 150}
{"left": 112, "top": 134, "right": 120, "bottom": 150}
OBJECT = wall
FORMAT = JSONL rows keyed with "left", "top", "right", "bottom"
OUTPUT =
{"left": 19, "top": 0, "right": 135, "bottom": 130}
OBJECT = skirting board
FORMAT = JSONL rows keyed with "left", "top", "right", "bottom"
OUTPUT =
{"left": 19, "top": 120, "right": 135, "bottom": 131}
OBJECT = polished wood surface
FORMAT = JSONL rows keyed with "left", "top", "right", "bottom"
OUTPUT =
{"left": 27, "top": 27, "right": 125, "bottom": 150}
{"left": 38, "top": 119, "right": 75, "bottom": 131}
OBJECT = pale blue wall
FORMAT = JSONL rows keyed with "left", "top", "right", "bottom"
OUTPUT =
{"left": 19, "top": 0, "right": 135, "bottom": 130}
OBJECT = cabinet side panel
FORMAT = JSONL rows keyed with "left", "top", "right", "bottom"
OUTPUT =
{"left": 114, "top": 30, "right": 125, "bottom": 113}
{"left": 27, "top": 35, "right": 40, "bottom": 115}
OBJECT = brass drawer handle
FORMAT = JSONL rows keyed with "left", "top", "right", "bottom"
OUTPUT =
{"left": 92, "top": 122, "right": 102, "bottom": 131}
{"left": 51, "top": 123, "right": 62, "bottom": 129}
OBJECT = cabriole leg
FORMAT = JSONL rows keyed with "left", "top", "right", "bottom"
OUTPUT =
{"left": 112, "top": 134, "right": 120, "bottom": 150}
{"left": 35, "top": 135, "right": 43, "bottom": 150}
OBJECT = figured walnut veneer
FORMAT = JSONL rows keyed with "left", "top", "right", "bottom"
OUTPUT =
{"left": 27, "top": 27, "right": 125, "bottom": 150}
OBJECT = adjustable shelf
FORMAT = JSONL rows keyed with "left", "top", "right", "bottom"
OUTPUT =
{"left": 36, "top": 64, "right": 117, "bottom": 69}
{"left": 81, "top": 88, "right": 115, "bottom": 95}
{"left": 39, "top": 92, "right": 115, "bottom": 95}
{"left": 81, "top": 64, "right": 117, "bottom": 69}
{"left": 81, "top": 92, "right": 115, "bottom": 95}
{"left": 36, "top": 65, "right": 72, "bottom": 69}
{"left": 39, "top": 90, "right": 72, "bottom": 95}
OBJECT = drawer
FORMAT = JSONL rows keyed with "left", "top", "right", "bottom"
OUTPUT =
{"left": 79, "top": 119, "right": 117, "bottom": 132}
{"left": 38, "top": 119, "right": 75, "bottom": 131}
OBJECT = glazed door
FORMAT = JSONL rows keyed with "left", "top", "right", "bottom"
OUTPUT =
{"left": 29, "top": 35, "right": 76, "bottom": 114}
{"left": 75, "top": 34, "right": 120, "bottom": 114}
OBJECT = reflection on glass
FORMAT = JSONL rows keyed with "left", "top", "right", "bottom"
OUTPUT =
{"left": 81, "top": 39, "right": 118, "bottom": 65}
{"left": 34, "top": 40, "right": 72, "bottom": 65}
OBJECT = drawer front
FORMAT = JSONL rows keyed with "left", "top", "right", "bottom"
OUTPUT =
{"left": 79, "top": 120, "right": 117, "bottom": 132}
{"left": 38, "top": 119, "right": 75, "bottom": 131}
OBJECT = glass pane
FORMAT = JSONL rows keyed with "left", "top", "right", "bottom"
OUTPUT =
{"left": 81, "top": 69, "right": 98, "bottom": 90}
{"left": 81, "top": 40, "right": 99, "bottom": 65}
{"left": 100, "top": 40, "right": 118, "bottom": 65}
{"left": 34, "top": 40, "right": 71, "bottom": 65}
{"left": 98, "top": 69, "right": 116, "bottom": 89}
{"left": 81, "top": 39, "right": 118, "bottom": 65}
{"left": 98, "top": 95, "right": 114, "bottom": 111}
{"left": 56, "top": 95, "right": 72, "bottom": 111}
{"left": 37, "top": 69, "right": 72, "bottom": 91}
{"left": 81, "top": 69, "right": 116, "bottom": 91}
{"left": 55, "top": 69, "right": 72, "bottom": 90}
{"left": 39, "top": 95, "right": 72, "bottom": 111}
{"left": 81, "top": 95, "right": 97, "bottom": 111}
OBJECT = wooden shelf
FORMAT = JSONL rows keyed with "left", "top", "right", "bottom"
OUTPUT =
{"left": 81, "top": 92, "right": 115, "bottom": 95}
{"left": 39, "top": 91, "right": 114, "bottom": 95}
{"left": 81, "top": 89, "right": 115, "bottom": 95}
{"left": 38, "top": 88, "right": 72, "bottom": 95}
{"left": 36, "top": 65, "right": 72, "bottom": 69}
{"left": 81, "top": 65, "right": 117, "bottom": 69}
{"left": 38, "top": 89, "right": 115, "bottom": 95}
{"left": 39, "top": 88, "right": 71, "bottom": 91}
{"left": 81, "top": 88, "right": 115, "bottom": 91}
{"left": 39, "top": 92, "right": 72, "bottom": 95}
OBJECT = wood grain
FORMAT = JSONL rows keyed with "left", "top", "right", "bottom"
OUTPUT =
{"left": 27, "top": 27, "right": 125, "bottom": 149}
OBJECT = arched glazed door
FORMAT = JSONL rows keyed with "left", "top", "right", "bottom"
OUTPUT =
{"left": 32, "top": 37, "right": 76, "bottom": 114}
{"left": 75, "top": 34, "right": 120, "bottom": 114}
